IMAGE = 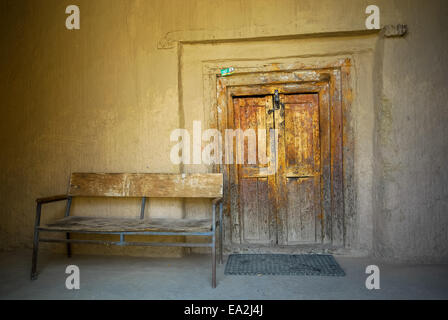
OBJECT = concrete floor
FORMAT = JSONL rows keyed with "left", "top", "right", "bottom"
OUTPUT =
{"left": 1, "top": 249, "right": 447, "bottom": 299}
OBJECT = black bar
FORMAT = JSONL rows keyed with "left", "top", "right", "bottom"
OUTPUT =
{"left": 30, "top": 203, "right": 41, "bottom": 280}
{"left": 39, "top": 238, "right": 213, "bottom": 247}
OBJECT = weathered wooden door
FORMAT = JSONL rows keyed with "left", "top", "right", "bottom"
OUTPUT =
{"left": 276, "top": 94, "right": 322, "bottom": 245}
{"left": 231, "top": 93, "right": 325, "bottom": 245}
{"left": 231, "top": 96, "right": 277, "bottom": 244}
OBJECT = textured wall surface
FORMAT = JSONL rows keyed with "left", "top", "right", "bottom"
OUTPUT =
{"left": 0, "top": 0, "right": 447, "bottom": 262}
{"left": 372, "top": 1, "right": 448, "bottom": 262}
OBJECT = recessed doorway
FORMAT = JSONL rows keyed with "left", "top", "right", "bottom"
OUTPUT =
{"left": 216, "top": 66, "right": 348, "bottom": 251}
{"left": 231, "top": 91, "right": 324, "bottom": 245}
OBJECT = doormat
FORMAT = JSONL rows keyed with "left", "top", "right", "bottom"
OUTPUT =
{"left": 224, "top": 254, "right": 345, "bottom": 276}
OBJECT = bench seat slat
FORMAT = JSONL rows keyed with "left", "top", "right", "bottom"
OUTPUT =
{"left": 38, "top": 216, "right": 212, "bottom": 233}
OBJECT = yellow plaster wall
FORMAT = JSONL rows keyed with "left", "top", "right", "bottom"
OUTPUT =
{"left": 1, "top": 0, "right": 447, "bottom": 261}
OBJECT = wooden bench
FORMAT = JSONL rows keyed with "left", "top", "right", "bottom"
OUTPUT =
{"left": 31, "top": 173, "right": 224, "bottom": 287}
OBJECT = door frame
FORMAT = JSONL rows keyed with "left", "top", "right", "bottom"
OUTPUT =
{"left": 213, "top": 61, "right": 351, "bottom": 251}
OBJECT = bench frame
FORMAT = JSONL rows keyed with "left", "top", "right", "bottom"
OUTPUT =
{"left": 31, "top": 174, "right": 224, "bottom": 288}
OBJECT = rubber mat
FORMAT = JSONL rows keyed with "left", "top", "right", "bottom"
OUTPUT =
{"left": 224, "top": 254, "right": 345, "bottom": 276}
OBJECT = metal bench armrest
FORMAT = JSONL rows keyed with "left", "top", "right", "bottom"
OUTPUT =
{"left": 36, "top": 195, "right": 69, "bottom": 204}
{"left": 35, "top": 195, "right": 72, "bottom": 229}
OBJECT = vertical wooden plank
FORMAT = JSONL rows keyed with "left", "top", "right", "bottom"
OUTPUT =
{"left": 275, "top": 94, "right": 287, "bottom": 245}
{"left": 312, "top": 94, "right": 321, "bottom": 175}
{"left": 280, "top": 93, "right": 321, "bottom": 244}
{"left": 236, "top": 97, "right": 249, "bottom": 243}
{"left": 319, "top": 85, "right": 332, "bottom": 244}
{"left": 255, "top": 98, "right": 273, "bottom": 243}
{"left": 219, "top": 80, "right": 232, "bottom": 247}
{"left": 286, "top": 176, "right": 318, "bottom": 244}
{"left": 242, "top": 99, "right": 258, "bottom": 165}
{"left": 311, "top": 94, "right": 322, "bottom": 243}
{"left": 240, "top": 177, "right": 271, "bottom": 243}
{"left": 265, "top": 96, "right": 277, "bottom": 245}
{"left": 282, "top": 94, "right": 320, "bottom": 176}
{"left": 240, "top": 178, "right": 259, "bottom": 242}
{"left": 229, "top": 94, "right": 241, "bottom": 244}
{"left": 257, "top": 177, "right": 271, "bottom": 242}
{"left": 341, "top": 60, "right": 354, "bottom": 248}
{"left": 313, "top": 174, "right": 322, "bottom": 243}
{"left": 257, "top": 100, "right": 268, "bottom": 170}
{"left": 303, "top": 179, "right": 317, "bottom": 242}
{"left": 239, "top": 98, "right": 257, "bottom": 243}
{"left": 330, "top": 70, "right": 345, "bottom": 246}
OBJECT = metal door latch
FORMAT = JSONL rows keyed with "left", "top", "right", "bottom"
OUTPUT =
{"left": 268, "top": 90, "right": 284, "bottom": 114}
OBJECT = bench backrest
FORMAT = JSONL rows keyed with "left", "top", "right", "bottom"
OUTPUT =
{"left": 68, "top": 173, "right": 223, "bottom": 198}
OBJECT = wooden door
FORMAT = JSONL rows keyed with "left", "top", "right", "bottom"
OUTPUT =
{"left": 276, "top": 94, "right": 322, "bottom": 244}
{"left": 232, "top": 96, "right": 277, "bottom": 244}
{"left": 231, "top": 93, "right": 324, "bottom": 245}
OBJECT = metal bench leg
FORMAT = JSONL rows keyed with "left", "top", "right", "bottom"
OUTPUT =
{"left": 65, "top": 197, "right": 72, "bottom": 258}
{"left": 212, "top": 232, "right": 216, "bottom": 288}
{"left": 219, "top": 202, "right": 223, "bottom": 264}
{"left": 31, "top": 203, "right": 41, "bottom": 280}
{"left": 31, "top": 230, "right": 39, "bottom": 280}
{"left": 66, "top": 233, "right": 72, "bottom": 258}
